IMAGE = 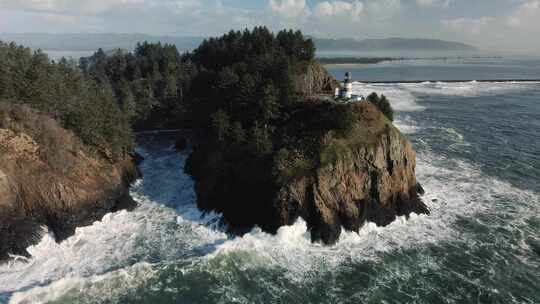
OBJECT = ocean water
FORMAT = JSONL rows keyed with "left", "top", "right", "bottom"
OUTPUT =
{"left": 1, "top": 59, "right": 539, "bottom": 303}
{"left": 327, "top": 57, "right": 540, "bottom": 82}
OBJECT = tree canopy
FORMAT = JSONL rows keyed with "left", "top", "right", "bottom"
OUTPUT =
{"left": 367, "top": 92, "right": 394, "bottom": 121}
{"left": 0, "top": 41, "right": 133, "bottom": 159}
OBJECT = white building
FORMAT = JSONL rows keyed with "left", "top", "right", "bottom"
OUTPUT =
{"left": 335, "top": 72, "right": 363, "bottom": 101}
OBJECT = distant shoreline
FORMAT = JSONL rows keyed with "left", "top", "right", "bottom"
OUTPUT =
{"left": 317, "top": 56, "right": 504, "bottom": 65}
{"left": 349, "top": 79, "right": 540, "bottom": 84}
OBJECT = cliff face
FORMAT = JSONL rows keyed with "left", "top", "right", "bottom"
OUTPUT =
{"left": 294, "top": 62, "right": 340, "bottom": 95}
{"left": 273, "top": 102, "right": 427, "bottom": 243}
{"left": 187, "top": 101, "right": 428, "bottom": 244}
{"left": 0, "top": 103, "right": 140, "bottom": 260}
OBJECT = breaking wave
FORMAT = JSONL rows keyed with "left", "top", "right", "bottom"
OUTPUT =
{"left": 352, "top": 81, "right": 540, "bottom": 110}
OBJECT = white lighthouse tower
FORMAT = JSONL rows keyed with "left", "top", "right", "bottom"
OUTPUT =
{"left": 341, "top": 72, "right": 353, "bottom": 99}
{"left": 334, "top": 72, "right": 363, "bottom": 101}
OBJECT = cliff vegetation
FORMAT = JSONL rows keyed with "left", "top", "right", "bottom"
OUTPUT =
{"left": 0, "top": 103, "right": 138, "bottom": 259}
{"left": 179, "top": 29, "right": 427, "bottom": 243}
{"left": 0, "top": 27, "right": 426, "bottom": 255}
{"left": 0, "top": 42, "right": 139, "bottom": 259}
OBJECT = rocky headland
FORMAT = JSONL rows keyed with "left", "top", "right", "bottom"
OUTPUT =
{"left": 186, "top": 99, "right": 428, "bottom": 244}
{"left": 273, "top": 101, "right": 428, "bottom": 243}
{"left": 0, "top": 103, "right": 140, "bottom": 260}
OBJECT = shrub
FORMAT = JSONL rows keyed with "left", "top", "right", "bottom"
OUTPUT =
{"left": 0, "top": 102, "right": 78, "bottom": 171}
{"left": 331, "top": 104, "right": 357, "bottom": 137}
{"left": 320, "top": 141, "right": 350, "bottom": 167}
{"left": 367, "top": 92, "right": 394, "bottom": 121}
{"left": 273, "top": 148, "right": 312, "bottom": 184}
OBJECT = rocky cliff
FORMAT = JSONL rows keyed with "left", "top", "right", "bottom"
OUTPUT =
{"left": 0, "top": 103, "right": 140, "bottom": 260}
{"left": 294, "top": 62, "right": 340, "bottom": 95}
{"left": 273, "top": 101, "right": 427, "bottom": 243}
{"left": 186, "top": 100, "right": 428, "bottom": 244}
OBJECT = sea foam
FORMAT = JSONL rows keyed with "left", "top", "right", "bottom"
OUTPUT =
{"left": 3, "top": 83, "right": 540, "bottom": 303}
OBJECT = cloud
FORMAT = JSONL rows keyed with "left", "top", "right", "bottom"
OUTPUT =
{"left": 442, "top": 0, "right": 540, "bottom": 35}
{"left": 0, "top": 0, "right": 402, "bottom": 36}
{"left": 313, "top": 1, "right": 364, "bottom": 21}
{"left": 506, "top": 0, "right": 540, "bottom": 29}
{"left": 441, "top": 0, "right": 540, "bottom": 50}
{"left": 268, "top": 0, "right": 310, "bottom": 19}
{"left": 0, "top": 0, "right": 259, "bottom": 35}
{"left": 0, "top": 0, "right": 152, "bottom": 15}
{"left": 316, "top": 0, "right": 400, "bottom": 23}
{"left": 2, "top": 0, "right": 539, "bottom": 52}
{"left": 416, "top": 0, "right": 451, "bottom": 8}
{"left": 441, "top": 17, "right": 493, "bottom": 35}
{"left": 265, "top": 0, "right": 401, "bottom": 37}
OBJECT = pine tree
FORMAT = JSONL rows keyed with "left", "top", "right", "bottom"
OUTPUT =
{"left": 212, "top": 109, "right": 230, "bottom": 142}
{"left": 378, "top": 95, "right": 394, "bottom": 121}
{"left": 0, "top": 56, "right": 13, "bottom": 98}
{"left": 251, "top": 121, "right": 272, "bottom": 154}
{"left": 259, "top": 83, "right": 281, "bottom": 123}
{"left": 231, "top": 121, "right": 246, "bottom": 143}
{"left": 24, "top": 51, "right": 51, "bottom": 109}
{"left": 367, "top": 92, "right": 393, "bottom": 121}
{"left": 367, "top": 92, "right": 379, "bottom": 103}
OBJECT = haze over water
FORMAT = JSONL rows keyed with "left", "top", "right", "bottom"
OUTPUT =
{"left": 1, "top": 58, "right": 539, "bottom": 303}
{"left": 327, "top": 56, "right": 540, "bottom": 82}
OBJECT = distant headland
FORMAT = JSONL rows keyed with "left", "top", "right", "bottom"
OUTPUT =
{"left": 0, "top": 33, "right": 476, "bottom": 53}
{"left": 313, "top": 37, "right": 477, "bottom": 52}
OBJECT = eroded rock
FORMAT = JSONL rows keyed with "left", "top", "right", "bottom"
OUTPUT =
{"left": 0, "top": 105, "right": 140, "bottom": 260}
{"left": 187, "top": 101, "right": 428, "bottom": 244}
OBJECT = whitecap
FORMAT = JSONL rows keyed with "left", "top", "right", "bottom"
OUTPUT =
{"left": 3, "top": 123, "right": 540, "bottom": 302}
{"left": 351, "top": 83, "right": 426, "bottom": 112}
{"left": 8, "top": 262, "right": 157, "bottom": 304}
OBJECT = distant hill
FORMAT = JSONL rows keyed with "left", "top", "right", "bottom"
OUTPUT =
{"left": 0, "top": 33, "right": 204, "bottom": 52}
{"left": 313, "top": 37, "right": 476, "bottom": 51}
{"left": 0, "top": 33, "right": 476, "bottom": 53}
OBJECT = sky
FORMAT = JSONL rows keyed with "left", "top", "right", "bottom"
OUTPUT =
{"left": 0, "top": 0, "right": 539, "bottom": 52}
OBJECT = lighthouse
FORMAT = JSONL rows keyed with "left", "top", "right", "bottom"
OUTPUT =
{"left": 343, "top": 72, "right": 353, "bottom": 99}
{"left": 335, "top": 72, "right": 353, "bottom": 99}
{"left": 334, "top": 72, "right": 364, "bottom": 102}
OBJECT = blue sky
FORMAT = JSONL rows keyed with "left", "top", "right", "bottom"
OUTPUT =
{"left": 1, "top": 0, "right": 539, "bottom": 52}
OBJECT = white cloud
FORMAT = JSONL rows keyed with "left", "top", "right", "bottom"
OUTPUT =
{"left": 268, "top": 0, "right": 311, "bottom": 19}
{"left": 441, "top": 17, "right": 493, "bottom": 35}
{"left": 268, "top": 0, "right": 400, "bottom": 28}
{"left": 441, "top": 0, "right": 540, "bottom": 51}
{"left": 0, "top": 0, "right": 259, "bottom": 35}
{"left": 2, "top": 0, "right": 539, "bottom": 52}
{"left": 0, "top": 0, "right": 402, "bottom": 37}
{"left": 442, "top": 0, "right": 540, "bottom": 35}
{"left": 313, "top": 1, "right": 364, "bottom": 21}
{"left": 0, "top": 0, "right": 151, "bottom": 15}
{"left": 313, "top": 0, "right": 400, "bottom": 23}
{"left": 364, "top": 0, "right": 400, "bottom": 15}
{"left": 506, "top": 0, "right": 540, "bottom": 29}
{"left": 416, "top": 0, "right": 451, "bottom": 8}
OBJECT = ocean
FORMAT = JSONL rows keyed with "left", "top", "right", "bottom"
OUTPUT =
{"left": 1, "top": 58, "right": 539, "bottom": 303}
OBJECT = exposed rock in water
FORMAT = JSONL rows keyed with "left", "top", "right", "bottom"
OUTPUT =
{"left": 0, "top": 103, "right": 140, "bottom": 260}
{"left": 186, "top": 101, "right": 428, "bottom": 244}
